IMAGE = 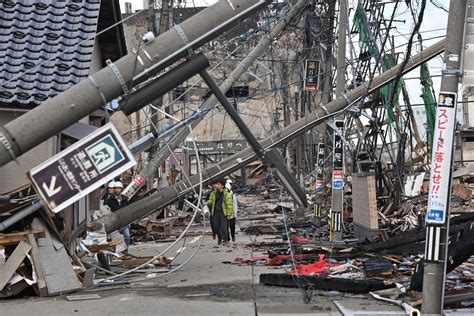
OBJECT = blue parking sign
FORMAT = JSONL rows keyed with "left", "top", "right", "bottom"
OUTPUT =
{"left": 426, "top": 209, "right": 445, "bottom": 224}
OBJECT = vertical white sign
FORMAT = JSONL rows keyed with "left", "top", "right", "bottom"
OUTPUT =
{"left": 426, "top": 92, "right": 457, "bottom": 224}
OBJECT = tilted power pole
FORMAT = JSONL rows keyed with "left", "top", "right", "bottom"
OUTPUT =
{"left": 0, "top": 0, "right": 271, "bottom": 166}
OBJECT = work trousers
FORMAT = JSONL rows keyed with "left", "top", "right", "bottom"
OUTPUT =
{"left": 210, "top": 213, "right": 217, "bottom": 237}
{"left": 212, "top": 211, "right": 228, "bottom": 243}
{"left": 227, "top": 217, "right": 236, "bottom": 241}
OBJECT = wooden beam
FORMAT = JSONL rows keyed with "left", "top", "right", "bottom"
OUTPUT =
{"left": 0, "top": 239, "right": 31, "bottom": 291}
{"left": 0, "top": 230, "right": 44, "bottom": 246}
{"left": 27, "top": 234, "right": 47, "bottom": 296}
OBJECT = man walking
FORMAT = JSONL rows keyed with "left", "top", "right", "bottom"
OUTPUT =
{"left": 208, "top": 179, "right": 233, "bottom": 245}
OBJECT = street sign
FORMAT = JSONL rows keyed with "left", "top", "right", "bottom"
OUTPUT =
{"left": 333, "top": 170, "right": 343, "bottom": 190}
{"left": 303, "top": 59, "right": 320, "bottom": 91}
{"left": 333, "top": 120, "right": 344, "bottom": 170}
{"left": 315, "top": 143, "right": 325, "bottom": 191}
{"left": 185, "top": 140, "right": 248, "bottom": 154}
{"left": 426, "top": 92, "right": 457, "bottom": 224}
{"left": 122, "top": 174, "right": 146, "bottom": 200}
{"left": 28, "top": 123, "right": 136, "bottom": 213}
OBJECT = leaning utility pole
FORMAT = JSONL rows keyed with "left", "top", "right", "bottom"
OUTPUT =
{"left": 0, "top": 0, "right": 271, "bottom": 167}
{"left": 422, "top": 1, "right": 466, "bottom": 314}
{"left": 330, "top": 0, "right": 347, "bottom": 241}
{"left": 149, "top": 0, "right": 172, "bottom": 187}
{"left": 96, "top": 39, "right": 446, "bottom": 233}
{"left": 121, "top": 0, "right": 308, "bottom": 199}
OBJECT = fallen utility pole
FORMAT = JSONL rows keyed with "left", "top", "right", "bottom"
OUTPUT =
{"left": 96, "top": 38, "right": 446, "bottom": 233}
{"left": 259, "top": 273, "right": 395, "bottom": 293}
{"left": 0, "top": 0, "right": 271, "bottom": 166}
{"left": 421, "top": 1, "right": 465, "bottom": 314}
{"left": 121, "top": 0, "right": 308, "bottom": 199}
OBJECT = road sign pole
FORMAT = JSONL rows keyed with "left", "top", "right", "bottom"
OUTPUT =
{"left": 421, "top": 1, "right": 466, "bottom": 314}
{"left": 331, "top": 120, "right": 344, "bottom": 241}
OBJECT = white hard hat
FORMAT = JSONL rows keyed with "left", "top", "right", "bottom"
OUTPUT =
{"left": 225, "top": 182, "right": 232, "bottom": 190}
{"left": 226, "top": 179, "right": 233, "bottom": 184}
{"left": 108, "top": 181, "right": 116, "bottom": 188}
{"left": 114, "top": 181, "right": 124, "bottom": 188}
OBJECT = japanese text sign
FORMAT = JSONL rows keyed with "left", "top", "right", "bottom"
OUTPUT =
{"left": 28, "top": 123, "right": 136, "bottom": 213}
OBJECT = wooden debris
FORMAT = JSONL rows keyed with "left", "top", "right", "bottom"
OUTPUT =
{"left": 66, "top": 294, "right": 102, "bottom": 301}
{"left": 0, "top": 230, "right": 44, "bottom": 246}
{"left": 31, "top": 218, "right": 82, "bottom": 296}
{"left": 362, "top": 259, "right": 394, "bottom": 277}
{"left": 27, "top": 233, "right": 47, "bottom": 296}
{"left": 452, "top": 184, "right": 472, "bottom": 201}
{"left": 0, "top": 239, "right": 31, "bottom": 291}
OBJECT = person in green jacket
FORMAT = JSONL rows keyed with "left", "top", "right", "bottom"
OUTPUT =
{"left": 208, "top": 178, "right": 233, "bottom": 245}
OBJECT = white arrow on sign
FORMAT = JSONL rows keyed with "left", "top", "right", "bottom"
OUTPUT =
{"left": 42, "top": 176, "right": 62, "bottom": 197}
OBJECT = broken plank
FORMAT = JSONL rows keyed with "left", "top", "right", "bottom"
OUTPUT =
{"left": 31, "top": 218, "right": 82, "bottom": 296}
{"left": 66, "top": 294, "right": 102, "bottom": 301}
{"left": 0, "top": 279, "right": 29, "bottom": 298}
{"left": 0, "top": 239, "right": 31, "bottom": 291}
{"left": 27, "top": 234, "right": 47, "bottom": 296}
{"left": 0, "top": 230, "right": 44, "bottom": 246}
{"left": 82, "top": 268, "right": 96, "bottom": 288}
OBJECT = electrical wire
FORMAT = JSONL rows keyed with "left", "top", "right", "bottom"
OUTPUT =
{"left": 93, "top": 119, "right": 205, "bottom": 285}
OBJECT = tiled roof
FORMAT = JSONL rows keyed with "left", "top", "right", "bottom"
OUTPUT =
{"left": 0, "top": 0, "right": 100, "bottom": 107}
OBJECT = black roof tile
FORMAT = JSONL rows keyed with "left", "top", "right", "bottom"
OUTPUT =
{"left": 0, "top": 0, "right": 100, "bottom": 107}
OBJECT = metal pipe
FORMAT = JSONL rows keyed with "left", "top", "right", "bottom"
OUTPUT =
{"left": 0, "top": 200, "right": 43, "bottom": 232}
{"left": 121, "top": 53, "right": 210, "bottom": 116}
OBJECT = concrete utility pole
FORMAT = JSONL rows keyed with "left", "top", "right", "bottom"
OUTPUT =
{"left": 0, "top": 0, "right": 271, "bottom": 167}
{"left": 421, "top": 1, "right": 466, "bottom": 314}
{"left": 330, "top": 0, "right": 347, "bottom": 241}
{"left": 121, "top": 0, "right": 308, "bottom": 199}
{"left": 149, "top": 0, "right": 172, "bottom": 187}
{"left": 96, "top": 39, "right": 446, "bottom": 233}
{"left": 335, "top": 0, "right": 347, "bottom": 97}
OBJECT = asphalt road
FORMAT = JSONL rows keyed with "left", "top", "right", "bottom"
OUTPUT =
{"left": 0, "top": 222, "right": 409, "bottom": 315}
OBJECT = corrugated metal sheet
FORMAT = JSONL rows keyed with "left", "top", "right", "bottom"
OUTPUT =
{"left": 0, "top": 0, "right": 100, "bottom": 106}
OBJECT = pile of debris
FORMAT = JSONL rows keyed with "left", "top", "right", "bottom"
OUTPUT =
{"left": 0, "top": 218, "right": 82, "bottom": 297}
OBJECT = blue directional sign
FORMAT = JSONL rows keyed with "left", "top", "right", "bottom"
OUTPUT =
{"left": 427, "top": 209, "right": 445, "bottom": 224}
{"left": 28, "top": 123, "right": 136, "bottom": 213}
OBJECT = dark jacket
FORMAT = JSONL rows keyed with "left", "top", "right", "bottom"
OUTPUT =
{"left": 105, "top": 194, "right": 129, "bottom": 212}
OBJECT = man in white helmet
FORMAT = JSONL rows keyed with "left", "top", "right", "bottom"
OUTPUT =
{"left": 101, "top": 181, "right": 115, "bottom": 205}
{"left": 105, "top": 181, "right": 131, "bottom": 247}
